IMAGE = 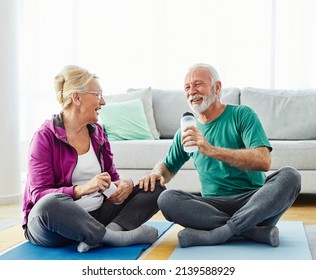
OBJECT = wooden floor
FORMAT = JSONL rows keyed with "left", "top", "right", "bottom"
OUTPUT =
{"left": 1, "top": 194, "right": 315, "bottom": 258}
{"left": 279, "top": 194, "right": 316, "bottom": 225}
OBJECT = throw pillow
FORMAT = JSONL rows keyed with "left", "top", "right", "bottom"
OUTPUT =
{"left": 99, "top": 98, "right": 154, "bottom": 141}
{"left": 104, "top": 87, "right": 160, "bottom": 139}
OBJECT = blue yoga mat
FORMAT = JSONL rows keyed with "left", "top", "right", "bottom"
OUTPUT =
{"left": 0, "top": 221, "right": 173, "bottom": 260}
{"left": 169, "top": 221, "right": 312, "bottom": 260}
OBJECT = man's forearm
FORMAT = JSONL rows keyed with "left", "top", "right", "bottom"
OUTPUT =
{"left": 152, "top": 162, "right": 175, "bottom": 183}
{"left": 206, "top": 146, "right": 271, "bottom": 171}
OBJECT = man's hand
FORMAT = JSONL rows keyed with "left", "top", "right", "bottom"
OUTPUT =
{"left": 182, "top": 125, "right": 210, "bottom": 155}
{"left": 138, "top": 173, "right": 165, "bottom": 192}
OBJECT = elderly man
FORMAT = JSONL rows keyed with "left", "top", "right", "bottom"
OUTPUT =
{"left": 139, "top": 63, "right": 301, "bottom": 248}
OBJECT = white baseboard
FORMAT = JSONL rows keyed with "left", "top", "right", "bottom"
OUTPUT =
{"left": 0, "top": 194, "right": 22, "bottom": 205}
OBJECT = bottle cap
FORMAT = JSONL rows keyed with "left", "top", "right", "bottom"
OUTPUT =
{"left": 182, "top": 112, "right": 194, "bottom": 117}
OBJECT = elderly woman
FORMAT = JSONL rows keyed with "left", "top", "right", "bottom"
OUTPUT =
{"left": 22, "top": 65, "right": 165, "bottom": 252}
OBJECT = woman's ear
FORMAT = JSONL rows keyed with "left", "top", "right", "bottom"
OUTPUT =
{"left": 72, "top": 92, "right": 81, "bottom": 106}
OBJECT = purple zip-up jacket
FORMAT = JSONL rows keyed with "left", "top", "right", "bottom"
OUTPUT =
{"left": 22, "top": 114, "right": 120, "bottom": 227}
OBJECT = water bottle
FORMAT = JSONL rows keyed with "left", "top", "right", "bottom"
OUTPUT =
{"left": 103, "top": 182, "right": 117, "bottom": 198}
{"left": 103, "top": 182, "right": 123, "bottom": 205}
{"left": 181, "top": 112, "right": 198, "bottom": 153}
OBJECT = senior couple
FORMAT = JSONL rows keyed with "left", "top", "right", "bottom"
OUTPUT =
{"left": 22, "top": 63, "right": 301, "bottom": 252}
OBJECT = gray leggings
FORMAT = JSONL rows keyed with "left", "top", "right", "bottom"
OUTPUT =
{"left": 25, "top": 184, "right": 165, "bottom": 247}
{"left": 158, "top": 166, "right": 301, "bottom": 235}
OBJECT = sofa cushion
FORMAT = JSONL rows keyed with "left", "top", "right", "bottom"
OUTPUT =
{"left": 240, "top": 87, "right": 316, "bottom": 140}
{"left": 99, "top": 98, "right": 154, "bottom": 141}
{"left": 221, "top": 87, "right": 240, "bottom": 105}
{"left": 270, "top": 140, "right": 316, "bottom": 169}
{"left": 110, "top": 139, "right": 195, "bottom": 170}
{"left": 151, "top": 89, "right": 191, "bottom": 139}
{"left": 105, "top": 87, "right": 160, "bottom": 139}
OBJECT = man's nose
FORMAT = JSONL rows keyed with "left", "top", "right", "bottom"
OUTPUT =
{"left": 188, "top": 85, "right": 197, "bottom": 95}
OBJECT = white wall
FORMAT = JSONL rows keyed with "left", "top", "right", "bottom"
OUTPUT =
{"left": 0, "top": 0, "right": 21, "bottom": 204}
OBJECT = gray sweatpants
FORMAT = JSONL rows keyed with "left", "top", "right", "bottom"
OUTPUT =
{"left": 158, "top": 166, "right": 301, "bottom": 235}
{"left": 25, "top": 184, "right": 165, "bottom": 247}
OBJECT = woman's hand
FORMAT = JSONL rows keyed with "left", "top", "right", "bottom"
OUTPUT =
{"left": 107, "top": 179, "right": 134, "bottom": 204}
{"left": 74, "top": 172, "right": 111, "bottom": 199}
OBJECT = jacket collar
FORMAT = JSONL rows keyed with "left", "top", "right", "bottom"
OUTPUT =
{"left": 51, "top": 113, "right": 103, "bottom": 144}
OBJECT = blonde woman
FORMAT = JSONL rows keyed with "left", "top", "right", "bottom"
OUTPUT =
{"left": 22, "top": 65, "right": 165, "bottom": 252}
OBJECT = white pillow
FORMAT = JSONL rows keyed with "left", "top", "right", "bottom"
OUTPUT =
{"left": 104, "top": 87, "right": 160, "bottom": 139}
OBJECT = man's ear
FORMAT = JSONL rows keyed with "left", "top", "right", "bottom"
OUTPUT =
{"left": 215, "top": 81, "right": 222, "bottom": 95}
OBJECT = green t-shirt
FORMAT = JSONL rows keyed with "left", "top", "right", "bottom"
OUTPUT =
{"left": 163, "top": 105, "right": 272, "bottom": 197}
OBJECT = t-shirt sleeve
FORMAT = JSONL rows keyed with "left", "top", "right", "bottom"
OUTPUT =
{"left": 237, "top": 106, "right": 272, "bottom": 151}
{"left": 162, "top": 129, "right": 191, "bottom": 173}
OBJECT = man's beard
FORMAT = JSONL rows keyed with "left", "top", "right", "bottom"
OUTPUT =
{"left": 188, "top": 92, "right": 216, "bottom": 114}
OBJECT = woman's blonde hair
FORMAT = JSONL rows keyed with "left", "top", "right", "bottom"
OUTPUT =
{"left": 54, "top": 65, "right": 96, "bottom": 110}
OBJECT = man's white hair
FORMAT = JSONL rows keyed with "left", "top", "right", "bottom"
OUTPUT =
{"left": 188, "top": 63, "right": 221, "bottom": 84}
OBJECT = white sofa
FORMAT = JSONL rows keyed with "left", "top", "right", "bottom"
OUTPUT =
{"left": 105, "top": 87, "right": 316, "bottom": 194}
